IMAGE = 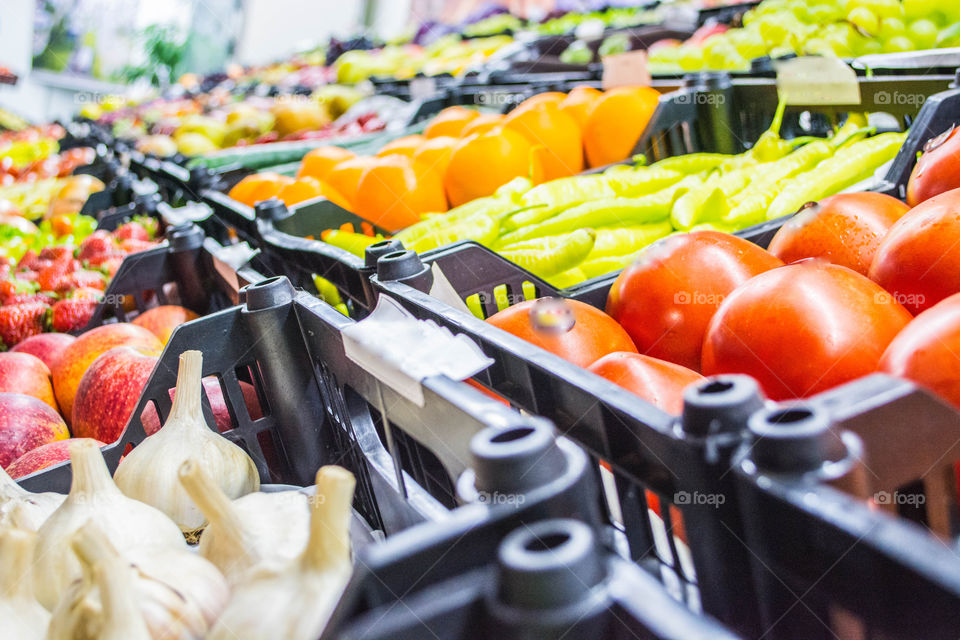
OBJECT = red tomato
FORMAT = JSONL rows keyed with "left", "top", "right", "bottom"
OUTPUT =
{"left": 768, "top": 192, "right": 909, "bottom": 276}
{"left": 487, "top": 298, "right": 637, "bottom": 368}
{"left": 587, "top": 351, "right": 704, "bottom": 415}
{"left": 869, "top": 187, "right": 960, "bottom": 314}
{"left": 907, "top": 125, "right": 960, "bottom": 207}
{"left": 880, "top": 292, "right": 960, "bottom": 408}
{"left": 606, "top": 231, "right": 783, "bottom": 372}
{"left": 702, "top": 261, "right": 912, "bottom": 400}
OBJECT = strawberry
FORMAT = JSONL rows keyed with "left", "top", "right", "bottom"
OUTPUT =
{"left": 0, "top": 301, "right": 50, "bottom": 348}
{"left": 99, "top": 256, "right": 125, "bottom": 278}
{"left": 0, "top": 278, "right": 37, "bottom": 303}
{"left": 112, "top": 221, "right": 149, "bottom": 242}
{"left": 119, "top": 238, "right": 155, "bottom": 254}
{"left": 59, "top": 270, "right": 106, "bottom": 293}
{"left": 51, "top": 297, "right": 96, "bottom": 332}
{"left": 70, "top": 287, "right": 104, "bottom": 302}
{"left": 131, "top": 215, "right": 160, "bottom": 239}
{"left": 17, "top": 250, "right": 39, "bottom": 270}
{"left": 77, "top": 231, "right": 116, "bottom": 261}
{"left": 37, "top": 259, "right": 75, "bottom": 292}
{"left": 85, "top": 250, "right": 125, "bottom": 268}
{"left": 38, "top": 246, "right": 74, "bottom": 261}
{"left": 3, "top": 292, "right": 56, "bottom": 306}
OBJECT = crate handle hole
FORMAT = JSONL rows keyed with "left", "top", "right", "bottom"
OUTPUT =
{"left": 524, "top": 532, "right": 571, "bottom": 553}
{"left": 699, "top": 380, "right": 734, "bottom": 395}
{"left": 767, "top": 408, "right": 814, "bottom": 425}
{"left": 490, "top": 426, "right": 535, "bottom": 444}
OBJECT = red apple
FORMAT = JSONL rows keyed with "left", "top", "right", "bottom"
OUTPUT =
{"left": 132, "top": 305, "right": 200, "bottom": 345}
{"left": 11, "top": 333, "right": 76, "bottom": 369}
{"left": 71, "top": 346, "right": 159, "bottom": 443}
{"left": 5, "top": 437, "right": 106, "bottom": 478}
{"left": 52, "top": 323, "right": 162, "bottom": 425}
{"left": 0, "top": 392, "right": 69, "bottom": 468}
{"left": 141, "top": 378, "right": 264, "bottom": 435}
{"left": 0, "top": 352, "right": 58, "bottom": 411}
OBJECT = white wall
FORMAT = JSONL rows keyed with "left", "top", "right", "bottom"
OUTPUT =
{"left": 236, "top": 0, "right": 368, "bottom": 65}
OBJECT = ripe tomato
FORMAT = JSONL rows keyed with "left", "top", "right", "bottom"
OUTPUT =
{"left": 768, "top": 192, "right": 909, "bottom": 276}
{"left": 702, "top": 261, "right": 912, "bottom": 400}
{"left": 587, "top": 351, "right": 704, "bottom": 415}
{"left": 606, "top": 231, "right": 783, "bottom": 372}
{"left": 869, "top": 187, "right": 960, "bottom": 314}
{"left": 487, "top": 298, "right": 637, "bottom": 369}
{"left": 880, "top": 292, "right": 960, "bottom": 408}
{"left": 906, "top": 125, "right": 960, "bottom": 207}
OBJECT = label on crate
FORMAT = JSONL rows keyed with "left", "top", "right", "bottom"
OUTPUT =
{"left": 775, "top": 57, "right": 861, "bottom": 106}
{"left": 342, "top": 296, "right": 493, "bottom": 406}
{"left": 602, "top": 50, "right": 651, "bottom": 90}
{"left": 410, "top": 76, "right": 438, "bottom": 100}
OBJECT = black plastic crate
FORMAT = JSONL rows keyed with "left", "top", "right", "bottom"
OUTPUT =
{"left": 13, "top": 272, "right": 750, "bottom": 637}
{"left": 72, "top": 220, "right": 264, "bottom": 333}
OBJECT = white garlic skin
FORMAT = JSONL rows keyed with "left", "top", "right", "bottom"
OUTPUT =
{"left": 114, "top": 350, "right": 260, "bottom": 531}
{"left": 33, "top": 440, "right": 186, "bottom": 610}
{"left": 0, "top": 460, "right": 65, "bottom": 531}
{"left": 0, "top": 528, "right": 50, "bottom": 640}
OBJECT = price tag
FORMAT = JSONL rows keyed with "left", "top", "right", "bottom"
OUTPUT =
{"left": 410, "top": 76, "right": 438, "bottom": 100}
{"left": 602, "top": 50, "right": 651, "bottom": 90}
{"left": 775, "top": 56, "right": 861, "bottom": 106}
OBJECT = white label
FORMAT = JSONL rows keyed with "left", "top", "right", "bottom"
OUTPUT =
{"left": 775, "top": 57, "right": 861, "bottom": 106}
{"left": 602, "top": 50, "right": 651, "bottom": 90}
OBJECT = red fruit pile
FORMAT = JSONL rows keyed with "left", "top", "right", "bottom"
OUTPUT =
{"left": 0, "top": 220, "right": 160, "bottom": 347}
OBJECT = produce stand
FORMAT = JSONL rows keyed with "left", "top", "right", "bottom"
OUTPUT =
{"left": 6, "top": 2, "right": 960, "bottom": 638}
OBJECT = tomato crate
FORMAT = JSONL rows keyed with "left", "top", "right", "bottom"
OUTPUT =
{"left": 16, "top": 274, "right": 748, "bottom": 638}
{"left": 371, "top": 270, "right": 960, "bottom": 638}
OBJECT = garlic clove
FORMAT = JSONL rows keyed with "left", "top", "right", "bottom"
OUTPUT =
{"left": 48, "top": 521, "right": 230, "bottom": 640}
{"left": 0, "top": 462, "right": 65, "bottom": 531}
{"left": 206, "top": 465, "right": 356, "bottom": 640}
{"left": 178, "top": 458, "right": 310, "bottom": 586}
{"left": 0, "top": 528, "right": 50, "bottom": 640}
{"left": 33, "top": 439, "right": 186, "bottom": 610}
{"left": 114, "top": 350, "right": 260, "bottom": 535}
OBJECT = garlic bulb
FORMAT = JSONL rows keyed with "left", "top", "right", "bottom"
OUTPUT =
{"left": 96, "top": 560, "right": 153, "bottom": 640}
{"left": 33, "top": 439, "right": 186, "bottom": 610}
{"left": 178, "top": 458, "right": 309, "bottom": 585}
{"left": 0, "top": 463, "right": 65, "bottom": 531}
{"left": 207, "top": 466, "right": 356, "bottom": 640}
{"left": 0, "top": 528, "right": 50, "bottom": 639}
{"left": 48, "top": 521, "right": 230, "bottom": 640}
{"left": 114, "top": 350, "right": 260, "bottom": 536}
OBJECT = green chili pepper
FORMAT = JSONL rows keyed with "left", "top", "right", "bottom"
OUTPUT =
{"left": 605, "top": 167, "right": 685, "bottom": 198}
{"left": 765, "top": 132, "right": 906, "bottom": 220}
{"left": 498, "top": 184, "right": 683, "bottom": 246}
{"left": 547, "top": 267, "right": 589, "bottom": 288}
{"left": 578, "top": 252, "right": 641, "bottom": 279}
{"left": 587, "top": 222, "right": 674, "bottom": 260}
{"left": 750, "top": 97, "right": 791, "bottom": 162}
{"left": 406, "top": 212, "right": 500, "bottom": 252}
{"left": 722, "top": 140, "right": 834, "bottom": 227}
{"left": 651, "top": 153, "right": 734, "bottom": 175}
{"left": 503, "top": 175, "right": 619, "bottom": 231}
{"left": 320, "top": 230, "right": 385, "bottom": 258}
{"left": 498, "top": 228, "right": 596, "bottom": 278}
{"left": 312, "top": 274, "right": 345, "bottom": 307}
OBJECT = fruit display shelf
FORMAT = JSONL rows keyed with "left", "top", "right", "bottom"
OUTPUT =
{"left": 191, "top": 71, "right": 953, "bottom": 318}
{"left": 370, "top": 267, "right": 960, "bottom": 639}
